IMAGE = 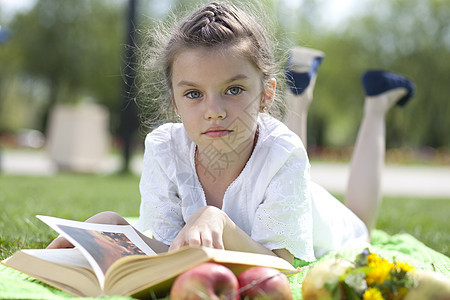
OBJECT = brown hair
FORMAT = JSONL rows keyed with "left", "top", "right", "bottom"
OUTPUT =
{"left": 137, "top": 1, "right": 285, "bottom": 132}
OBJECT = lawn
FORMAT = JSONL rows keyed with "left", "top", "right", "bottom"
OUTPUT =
{"left": 0, "top": 174, "right": 449, "bottom": 260}
{"left": 0, "top": 174, "right": 141, "bottom": 259}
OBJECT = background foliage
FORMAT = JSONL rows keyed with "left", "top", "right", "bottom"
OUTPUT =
{"left": 0, "top": 0, "right": 449, "bottom": 150}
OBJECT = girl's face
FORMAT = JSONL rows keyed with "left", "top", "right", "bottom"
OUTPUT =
{"left": 171, "top": 47, "right": 275, "bottom": 155}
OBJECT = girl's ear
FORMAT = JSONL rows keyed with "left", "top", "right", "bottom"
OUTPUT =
{"left": 260, "top": 78, "right": 276, "bottom": 112}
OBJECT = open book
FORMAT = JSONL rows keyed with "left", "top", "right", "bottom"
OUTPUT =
{"left": 2, "top": 215, "right": 297, "bottom": 298}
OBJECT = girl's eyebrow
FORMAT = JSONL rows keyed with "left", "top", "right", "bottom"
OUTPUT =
{"left": 176, "top": 74, "right": 250, "bottom": 87}
{"left": 225, "top": 74, "right": 250, "bottom": 83}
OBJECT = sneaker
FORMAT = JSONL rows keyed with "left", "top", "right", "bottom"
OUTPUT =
{"left": 362, "top": 70, "right": 415, "bottom": 106}
{"left": 285, "top": 46, "right": 325, "bottom": 95}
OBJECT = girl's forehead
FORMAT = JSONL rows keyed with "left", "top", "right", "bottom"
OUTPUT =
{"left": 175, "top": 45, "right": 245, "bottom": 61}
{"left": 172, "top": 46, "right": 260, "bottom": 74}
{"left": 171, "top": 47, "right": 263, "bottom": 87}
{"left": 174, "top": 48, "right": 256, "bottom": 71}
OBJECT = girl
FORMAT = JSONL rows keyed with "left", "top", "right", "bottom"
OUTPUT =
{"left": 48, "top": 1, "right": 414, "bottom": 265}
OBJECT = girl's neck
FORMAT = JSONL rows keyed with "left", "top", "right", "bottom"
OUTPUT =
{"left": 195, "top": 128, "right": 259, "bottom": 206}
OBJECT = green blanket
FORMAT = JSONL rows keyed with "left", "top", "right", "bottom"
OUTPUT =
{"left": 1, "top": 230, "right": 449, "bottom": 300}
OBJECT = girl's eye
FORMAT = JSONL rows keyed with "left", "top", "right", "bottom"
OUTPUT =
{"left": 226, "top": 86, "right": 243, "bottom": 96}
{"left": 185, "top": 90, "right": 202, "bottom": 99}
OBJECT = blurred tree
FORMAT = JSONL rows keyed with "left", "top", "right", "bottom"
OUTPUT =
{"left": 281, "top": 0, "right": 450, "bottom": 149}
{"left": 0, "top": 23, "right": 25, "bottom": 132}
{"left": 2, "top": 0, "right": 449, "bottom": 152}
{"left": 344, "top": 0, "right": 450, "bottom": 149}
{"left": 5, "top": 0, "right": 125, "bottom": 133}
{"left": 119, "top": 0, "right": 139, "bottom": 173}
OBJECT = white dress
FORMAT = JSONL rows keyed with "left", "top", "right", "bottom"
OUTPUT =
{"left": 135, "top": 113, "right": 368, "bottom": 261}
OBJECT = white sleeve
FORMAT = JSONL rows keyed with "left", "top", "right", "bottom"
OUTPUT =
{"left": 134, "top": 130, "right": 185, "bottom": 246}
{"left": 250, "top": 149, "right": 316, "bottom": 262}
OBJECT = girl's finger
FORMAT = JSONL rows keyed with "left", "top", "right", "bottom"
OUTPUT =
{"left": 200, "top": 233, "right": 213, "bottom": 248}
{"left": 187, "top": 231, "right": 201, "bottom": 247}
{"left": 211, "top": 231, "right": 224, "bottom": 249}
{"left": 168, "top": 239, "right": 183, "bottom": 251}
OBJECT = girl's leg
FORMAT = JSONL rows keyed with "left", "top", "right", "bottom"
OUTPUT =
{"left": 345, "top": 71, "right": 415, "bottom": 233}
{"left": 284, "top": 77, "right": 316, "bottom": 146}
{"left": 284, "top": 47, "right": 324, "bottom": 147}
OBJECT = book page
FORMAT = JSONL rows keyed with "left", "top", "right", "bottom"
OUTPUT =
{"left": 3, "top": 248, "right": 101, "bottom": 297}
{"left": 37, "top": 215, "right": 156, "bottom": 288}
{"left": 22, "top": 248, "right": 91, "bottom": 269}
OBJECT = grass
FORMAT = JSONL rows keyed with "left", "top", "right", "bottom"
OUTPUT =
{"left": 376, "top": 196, "right": 450, "bottom": 257}
{"left": 0, "top": 174, "right": 449, "bottom": 260}
{"left": 0, "top": 174, "right": 141, "bottom": 259}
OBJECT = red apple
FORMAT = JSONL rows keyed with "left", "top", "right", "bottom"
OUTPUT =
{"left": 237, "top": 267, "right": 292, "bottom": 300}
{"left": 170, "top": 262, "right": 240, "bottom": 300}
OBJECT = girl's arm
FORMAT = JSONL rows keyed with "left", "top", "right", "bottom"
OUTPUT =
{"left": 47, "top": 211, "right": 169, "bottom": 253}
{"left": 222, "top": 209, "right": 294, "bottom": 263}
{"left": 169, "top": 206, "right": 294, "bottom": 264}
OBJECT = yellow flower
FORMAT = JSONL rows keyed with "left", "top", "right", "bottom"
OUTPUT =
{"left": 396, "top": 261, "right": 414, "bottom": 273}
{"left": 366, "top": 258, "right": 394, "bottom": 285}
{"left": 368, "top": 254, "right": 387, "bottom": 267}
{"left": 367, "top": 254, "right": 380, "bottom": 264}
{"left": 363, "top": 287, "right": 385, "bottom": 300}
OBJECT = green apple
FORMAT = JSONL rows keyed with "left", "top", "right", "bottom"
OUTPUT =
{"left": 302, "top": 259, "right": 354, "bottom": 300}
{"left": 404, "top": 270, "right": 450, "bottom": 300}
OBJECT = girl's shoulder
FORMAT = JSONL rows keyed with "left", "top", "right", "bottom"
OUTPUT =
{"left": 144, "top": 122, "right": 192, "bottom": 154}
{"left": 258, "top": 114, "right": 305, "bottom": 154}
{"left": 141, "top": 123, "right": 193, "bottom": 178}
{"left": 252, "top": 114, "right": 309, "bottom": 174}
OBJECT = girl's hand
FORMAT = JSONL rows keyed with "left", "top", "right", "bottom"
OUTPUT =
{"left": 169, "top": 206, "right": 226, "bottom": 251}
{"left": 168, "top": 206, "right": 293, "bottom": 263}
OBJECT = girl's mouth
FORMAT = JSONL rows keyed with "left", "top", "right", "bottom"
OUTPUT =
{"left": 203, "top": 127, "right": 232, "bottom": 138}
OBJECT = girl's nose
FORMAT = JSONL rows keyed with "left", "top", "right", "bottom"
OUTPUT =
{"left": 204, "top": 95, "right": 226, "bottom": 120}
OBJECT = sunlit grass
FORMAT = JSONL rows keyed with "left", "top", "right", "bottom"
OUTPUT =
{"left": 376, "top": 197, "right": 450, "bottom": 257}
{"left": 1, "top": 174, "right": 449, "bottom": 260}
{"left": 0, "top": 174, "right": 141, "bottom": 259}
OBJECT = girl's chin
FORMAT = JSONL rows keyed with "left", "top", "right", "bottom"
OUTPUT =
{"left": 197, "top": 138, "right": 254, "bottom": 156}
{"left": 197, "top": 140, "right": 236, "bottom": 154}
